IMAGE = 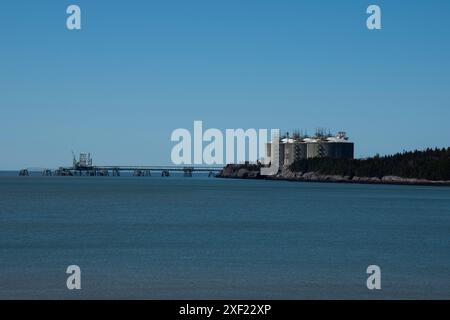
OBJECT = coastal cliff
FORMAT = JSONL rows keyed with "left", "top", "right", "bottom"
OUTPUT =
{"left": 218, "top": 165, "right": 450, "bottom": 186}
{"left": 218, "top": 164, "right": 450, "bottom": 186}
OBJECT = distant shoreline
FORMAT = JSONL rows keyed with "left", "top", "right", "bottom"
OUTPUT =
{"left": 218, "top": 165, "right": 450, "bottom": 187}
{"left": 219, "top": 147, "right": 450, "bottom": 187}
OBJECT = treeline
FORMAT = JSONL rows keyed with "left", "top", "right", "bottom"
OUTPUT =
{"left": 289, "top": 148, "right": 450, "bottom": 181}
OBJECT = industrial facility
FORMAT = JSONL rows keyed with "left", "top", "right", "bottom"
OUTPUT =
{"left": 265, "top": 129, "right": 354, "bottom": 166}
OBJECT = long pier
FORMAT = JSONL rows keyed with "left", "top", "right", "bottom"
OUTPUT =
{"left": 19, "top": 153, "right": 224, "bottom": 177}
{"left": 19, "top": 165, "right": 223, "bottom": 177}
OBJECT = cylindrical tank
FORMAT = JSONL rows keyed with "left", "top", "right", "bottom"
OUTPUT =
{"left": 307, "top": 143, "right": 320, "bottom": 158}
{"left": 294, "top": 143, "right": 307, "bottom": 160}
{"left": 306, "top": 142, "right": 354, "bottom": 159}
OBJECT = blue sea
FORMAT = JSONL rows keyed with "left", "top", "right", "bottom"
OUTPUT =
{"left": 0, "top": 173, "right": 449, "bottom": 299}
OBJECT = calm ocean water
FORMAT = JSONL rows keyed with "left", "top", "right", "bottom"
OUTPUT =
{"left": 0, "top": 174, "right": 449, "bottom": 299}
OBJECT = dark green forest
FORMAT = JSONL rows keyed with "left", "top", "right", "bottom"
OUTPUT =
{"left": 290, "top": 148, "right": 450, "bottom": 181}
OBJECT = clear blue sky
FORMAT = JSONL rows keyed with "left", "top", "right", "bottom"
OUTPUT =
{"left": 1, "top": 0, "right": 449, "bottom": 169}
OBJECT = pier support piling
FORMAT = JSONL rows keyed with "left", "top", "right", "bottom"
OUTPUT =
{"left": 19, "top": 169, "right": 30, "bottom": 176}
{"left": 183, "top": 168, "right": 193, "bottom": 177}
{"left": 161, "top": 170, "right": 170, "bottom": 177}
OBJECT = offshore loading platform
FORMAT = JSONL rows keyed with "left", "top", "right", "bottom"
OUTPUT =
{"left": 19, "top": 153, "right": 222, "bottom": 177}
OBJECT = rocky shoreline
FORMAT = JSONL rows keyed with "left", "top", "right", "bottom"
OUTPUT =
{"left": 218, "top": 164, "right": 450, "bottom": 186}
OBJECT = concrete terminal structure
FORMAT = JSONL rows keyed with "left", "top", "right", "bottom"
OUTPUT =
{"left": 265, "top": 130, "right": 354, "bottom": 166}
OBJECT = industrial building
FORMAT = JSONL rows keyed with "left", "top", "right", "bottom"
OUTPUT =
{"left": 265, "top": 130, "right": 354, "bottom": 166}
